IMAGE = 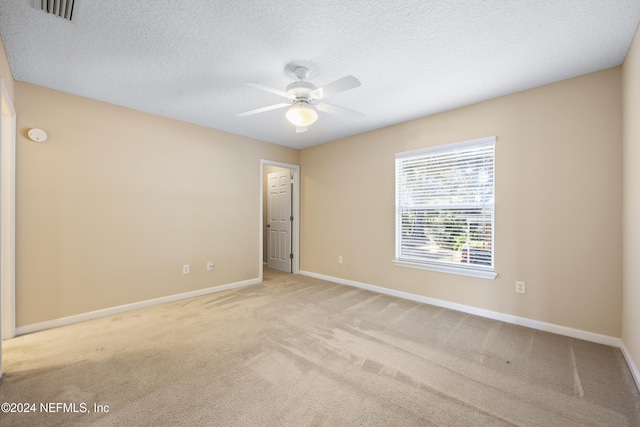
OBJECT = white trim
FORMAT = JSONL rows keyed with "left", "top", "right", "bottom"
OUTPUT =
{"left": 393, "top": 259, "right": 497, "bottom": 280}
{"left": 260, "top": 160, "right": 300, "bottom": 278}
{"left": 0, "top": 78, "right": 15, "bottom": 343}
{"left": 299, "top": 270, "right": 622, "bottom": 348}
{"left": 15, "top": 277, "right": 261, "bottom": 336}
{"left": 620, "top": 342, "right": 640, "bottom": 392}
{"left": 395, "top": 135, "right": 496, "bottom": 159}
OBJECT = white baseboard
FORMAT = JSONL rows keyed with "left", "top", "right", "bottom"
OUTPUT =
{"left": 299, "top": 270, "right": 622, "bottom": 348}
{"left": 620, "top": 342, "right": 640, "bottom": 392}
{"left": 15, "top": 277, "right": 262, "bottom": 336}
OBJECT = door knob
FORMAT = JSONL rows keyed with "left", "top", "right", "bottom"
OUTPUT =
{"left": 266, "top": 224, "right": 270, "bottom": 228}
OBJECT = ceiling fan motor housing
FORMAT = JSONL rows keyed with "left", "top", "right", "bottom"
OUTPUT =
{"left": 286, "top": 81, "right": 317, "bottom": 100}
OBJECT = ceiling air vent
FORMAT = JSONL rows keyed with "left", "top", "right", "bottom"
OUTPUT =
{"left": 34, "top": 0, "right": 75, "bottom": 22}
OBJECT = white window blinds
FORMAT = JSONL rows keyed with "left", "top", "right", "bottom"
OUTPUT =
{"left": 395, "top": 137, "right": 495, "bottom": 274}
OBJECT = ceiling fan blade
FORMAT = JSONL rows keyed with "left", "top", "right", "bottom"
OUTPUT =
{"left": 245, "top": 82, "right": 295, "bottom": 100}
{"left": 316, "top": 102, "right": 365, "bottom": 120}
{"left": 295, "top": 126, "right": 308, "bottom": 133}
{"left": 310, "top": 76, "right": 361, "bottom": 100}
{"left": 236, "top": 103, "right": 290, "bottom": 117}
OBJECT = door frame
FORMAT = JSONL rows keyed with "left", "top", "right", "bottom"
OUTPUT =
{"left": 260, "top": 160, "right": 300, "bottom": 280}
{"left": 0, "top": 78, "right": 16, "bottom": 378}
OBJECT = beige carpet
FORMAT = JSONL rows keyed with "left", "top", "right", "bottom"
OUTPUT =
{"left": 1, "top": 269, "right": 639, "bottom": 426}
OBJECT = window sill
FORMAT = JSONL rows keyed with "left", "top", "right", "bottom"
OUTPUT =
{"left": 392, "top": 259, "right": 498, "bottom": 280}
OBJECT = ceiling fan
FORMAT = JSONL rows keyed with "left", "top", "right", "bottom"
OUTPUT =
{"left": 236, "top": 66, "right": 364, "bottom": 133}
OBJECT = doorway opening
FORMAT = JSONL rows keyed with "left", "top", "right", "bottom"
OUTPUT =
{"left": 260, "top": 160, "right": 299, "bottom": 279}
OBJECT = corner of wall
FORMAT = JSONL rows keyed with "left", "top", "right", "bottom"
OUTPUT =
{"left": 622, "top": 22, "right": 640, "bottom": 393}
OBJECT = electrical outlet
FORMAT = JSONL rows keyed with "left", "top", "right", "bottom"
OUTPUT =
{"left": 183, "top": 264, "right": 190, "bottom": 274}
{"left": 516, "top": 281, "right": 526, "bottom": 294}
{"left": 338, "top": 256, "right": 343, "bottom": 264}
{"left": 207, "top": 261, "right": 214, "bottom": 271}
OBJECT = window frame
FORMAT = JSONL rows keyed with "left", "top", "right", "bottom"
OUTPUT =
{"left": 393, "top": 136, "right": 497, "bottom": 280}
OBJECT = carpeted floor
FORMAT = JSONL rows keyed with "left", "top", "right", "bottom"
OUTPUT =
{"left": 1, "top": 269, "right": 639, "bottom": 426}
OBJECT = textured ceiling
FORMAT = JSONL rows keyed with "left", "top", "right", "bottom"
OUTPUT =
{"left": 0, "top": 1, "right": 639, "bottom": 149}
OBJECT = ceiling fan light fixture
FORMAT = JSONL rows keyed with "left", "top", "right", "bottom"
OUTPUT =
{"left": 286, "top": 101, "right": 318, "bottom": 127}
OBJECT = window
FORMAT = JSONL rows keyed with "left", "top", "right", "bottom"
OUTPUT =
{"left": 394, "top": 136, "right": 496, "bottom": 279}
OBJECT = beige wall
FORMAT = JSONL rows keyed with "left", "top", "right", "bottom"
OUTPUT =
{"left": 300, "top": 68, "right": 623, "bottom": 337}
{"left": 15, "top": 82, "right": 298, "bottom": 326}
{"left": 622, "top": 26, "right": 640, "bottom": 378}
{"left": 0, "top": 36, "right": 14, "bottom": 102}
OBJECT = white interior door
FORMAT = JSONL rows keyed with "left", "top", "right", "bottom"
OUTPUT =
{"left": 267, "top": 170, "right": 292, "bottom": 272}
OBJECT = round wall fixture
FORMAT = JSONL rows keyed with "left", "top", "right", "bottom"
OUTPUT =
{"left": 27, "top": 128, "right": 48, "bottom": 142}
